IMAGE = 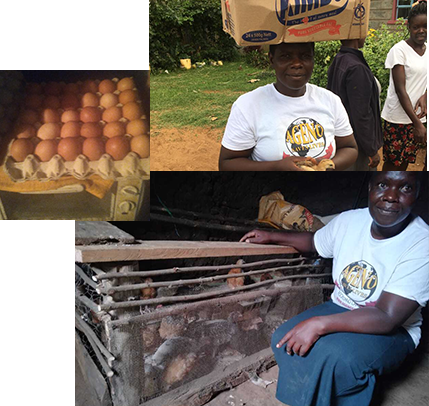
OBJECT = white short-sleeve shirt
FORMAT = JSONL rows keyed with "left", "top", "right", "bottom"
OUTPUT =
{"left": 381, "top": 40, "right": 427, "bottom": 124}
{"left": 314, "top": 208, "right": 429, "bottom": 348}
{"left": 222, "top": 83, "right": 353, "bottom": 161}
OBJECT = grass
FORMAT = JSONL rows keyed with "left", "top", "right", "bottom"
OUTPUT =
{"left": 150, "top": 59, "right": 275, "bottom": 132}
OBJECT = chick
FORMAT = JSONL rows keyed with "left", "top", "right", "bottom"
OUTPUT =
{"left": 296, "top": 159, "right": 335, "bottom": 171}
{"left": 141, "top": 277, "right": 156, "bottom": 300}
{"left": 227, "top": 259, "right": 245, "bottom": 289}
{"left": 260, "top": 273, "right": 273, "bottom": 282}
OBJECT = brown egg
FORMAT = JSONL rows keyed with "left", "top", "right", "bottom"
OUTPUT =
{"left": 81, "top": 122, "right": 103, "bottom": 138}
{"left": 61, "top": 110, "right": 80, "bottom": 123}
{"left": 119, "top": 89, "right": 137, "bottom": 105}
{"left": 44, "top": 95, "right": 61, "bottom": 109}
{"left": 34, "top": 139, "right": 57, "bottom": 162}
{"left": 10, "top": 139, "right": 35, "bottom": 162}
{"left": 99, "top": 79, "right": 116, "bottom": 94}
{"left": 25, "top": 94, "right": 44, "bottom": 109}
{"left": 81, "top": 107, "right": 102, "bottom": 123}
{"left": 81, "top": 92, "right": 99, "bottom": 108}
{"left": 41, "top": 108, "right": 61, "bottom": 123}
{"left": 64, "top": 83, "right": 80, "bottom": 94}
{"left": 100, "top": 93, "right": 119, "bottom": 109}
{"left": 103, "top": 121, "right": 126, "bottom": 138}
{"left": 61, "top": 122, "right": 81, "bottom": 138}
{"left": 44, "top": 82, "right": 62, "bottom": 96}
{"left": 105, "top": 136, "right": 130, "bottom": 160}
{"left": 15, "top": 123, "right": 36, "bottom": 139}
{"left": 117, "top": 77, "right": 135, "bottom": 92}
{"left": 61, "top": 93, "right": 80, "bottom": 110}
{"left": 102, "top": 106, "right": 122, "bottom": 123}
{"left": 83, "top": 137, "right": 105, "bottom": 161}
{"left": 130, "top": 135, "right": 150, "bottom": 158}
{"left": 123, "top": 102, "right": 142, "bottom": 120}
{"left": 37, "top": 123, "right": 61, "bottom": 140}
{"left": 58, "top": 137, "right": 82, "bottom": 161}
{"left": 81, "top": 80, "right": 98, "bottom": 94}
{"left": 20, "top": 109, "right": 39, "bottom": 125}
{"left": 126, "top": 119, "right": 149, "bottom": 136}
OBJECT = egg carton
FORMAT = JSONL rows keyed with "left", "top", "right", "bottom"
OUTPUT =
{"left": 3, "top": 76, "right": 150, "bottom": 182}
{"left": 3, "top": 152, "right": 150, "bottom": 182}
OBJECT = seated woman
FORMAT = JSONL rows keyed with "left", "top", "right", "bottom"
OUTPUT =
{"left": 240, "top": 171, "right": 429, "bottom": 406}
{"left": 219, "top": 42, "right": 358, "bottom": 171}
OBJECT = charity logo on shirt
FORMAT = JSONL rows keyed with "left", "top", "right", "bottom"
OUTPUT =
{"left": 282, "top": 117, "right": 334, "bottom": 158}
{"left": 334, "top": 260, "right": 378, "bottom": 309}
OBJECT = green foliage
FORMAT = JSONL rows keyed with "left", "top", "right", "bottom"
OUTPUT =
{"left": 244, "top": 49, "right": 271, "bottom": 69}
{"left": 363, "top": 21, "right": 408, "bottom": 106}
{"left": 149, "top": 0, "right": 239, "bottom": 72}
{"left": 310, "top": 40, "right": 341, "bottom": 88}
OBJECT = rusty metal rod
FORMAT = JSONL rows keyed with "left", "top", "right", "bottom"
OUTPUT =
{"left": 109, "top": 284, "right": 335, "bottom": 327}
{"left": 94, "top": 257, "right": 322, "bottom": 280}
{"left": 75, "top": 264, "right": 98, "bottom": 290}
{"left": 98, "top": 273, "right": 332, "bottom": 311}
{"left": 75, "top": 291, "right": 99, "bottom": 313}
{"left": 98, "top": 265, "right": 328, "bottom": 295}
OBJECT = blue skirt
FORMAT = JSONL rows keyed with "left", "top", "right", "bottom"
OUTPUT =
{"left": 271, "top": 301, "right": 415, "bottom": 406}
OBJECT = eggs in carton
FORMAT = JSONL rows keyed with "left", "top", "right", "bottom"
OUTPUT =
{"left": 4, "top": 77, "right": 150, "bottom": 182}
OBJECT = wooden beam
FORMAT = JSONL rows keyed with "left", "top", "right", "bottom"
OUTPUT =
{"left": 75, "top": 221, "right": 135, "bottom": 245}
{"left": 75, "top": 241, "right": 298, "bottom": 263}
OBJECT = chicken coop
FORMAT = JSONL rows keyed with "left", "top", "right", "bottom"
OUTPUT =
{"left": 75, "top": 222, "right": 334, "bottom": 406}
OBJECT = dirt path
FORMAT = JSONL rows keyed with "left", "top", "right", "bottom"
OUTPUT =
{"left": 151, "top": 127, "right": 427, "bottom": 171}
{"left": 151, "top": 127, "right": 223, "bottom": 171}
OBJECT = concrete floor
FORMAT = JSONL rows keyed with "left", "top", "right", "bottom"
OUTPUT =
{"left": 205, "top": 353, "right": 429, "bottom": 406}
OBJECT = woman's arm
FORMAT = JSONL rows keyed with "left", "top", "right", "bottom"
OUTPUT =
{"left": 331, "top": 134, "right": 358, "bottom": 171}
{"left": 218, "top": 146, "right": 309, "bottom": 171}
{"left": 392, "top": 64, "right": 426, "bottom": 143}
{"left": 277, "top": 291, "right": 419, "bottom": 356}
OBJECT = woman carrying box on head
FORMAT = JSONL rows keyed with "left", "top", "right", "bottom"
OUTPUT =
{"left": 219, "top": 42, "right": 358, "bottom": 171}
{"left": 381, "top": 0, "right": 427, "bottom": 171}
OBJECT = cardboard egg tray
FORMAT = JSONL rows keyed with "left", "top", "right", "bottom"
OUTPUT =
{"left": 3, "top": 77, "right": 150, "bottom": 182}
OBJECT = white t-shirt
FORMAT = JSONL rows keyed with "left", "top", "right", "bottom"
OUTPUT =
{"left": 222, "top": 83, "right": 353, "bottom": 161}
{"left": 314, "top": 208, "right": 429, "bottom": 348}
{"left": 381, "top": 40, "right": 427, "bottom": 124}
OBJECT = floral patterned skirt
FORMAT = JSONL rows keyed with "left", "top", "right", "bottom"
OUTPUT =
{"left": 383, "top": 121, "right": 426, "bottom": 166}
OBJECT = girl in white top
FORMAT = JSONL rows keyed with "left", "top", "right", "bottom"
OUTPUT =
{"left": 381, "top": 1, "right": 427, "bottom": 171}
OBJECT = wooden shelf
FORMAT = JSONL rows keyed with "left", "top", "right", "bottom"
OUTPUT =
{"left": 75, "top": 240, "right": 298, "bottom": 263}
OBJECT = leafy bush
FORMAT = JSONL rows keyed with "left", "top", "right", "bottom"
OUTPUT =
{"left": 149, "top": 0, "right": 239, "bottom": 72}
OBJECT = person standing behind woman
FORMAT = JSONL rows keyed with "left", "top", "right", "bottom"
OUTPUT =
{"left": 327, "top": 37, "right": 383, "bottom": 171}
{"left": 381, "top": 0, "right": 427, "bottom": 171}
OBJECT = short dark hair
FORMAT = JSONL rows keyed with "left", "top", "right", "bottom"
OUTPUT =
{"left": 269, "top": 42, "right": 315, "bottom": 56}
{"left": 408, "top": 1, "right": 427, "bottom": 24}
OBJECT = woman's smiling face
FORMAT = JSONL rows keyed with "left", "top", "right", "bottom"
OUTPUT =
{"left": 269, "top": 42, "right": 314, "bottom": 97}
{"left": 368, "top": 172, "right": 419, "bottom": 231}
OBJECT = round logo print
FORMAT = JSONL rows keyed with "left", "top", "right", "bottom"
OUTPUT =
{"left": 339, "top": 260, "right": 378, "bottom": 303}
{"left": 285, "top": 117, "right": 326, "bottom": 157}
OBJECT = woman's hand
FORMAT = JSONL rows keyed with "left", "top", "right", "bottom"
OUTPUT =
{"left": 276, "top": 317, "right": 324, "bottom": 357}
{"left": 414, "top": 122, "right": 427, "bottom": 144}
{"left": 240, "top": 229, "right": 273, "bottom": 244}
{"left": 415, "top": 93, "right": 427, "bottom": 119}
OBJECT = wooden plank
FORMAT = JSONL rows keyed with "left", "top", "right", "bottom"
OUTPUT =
{"left": 75, "top": 221, "right": 135, "bottom": 245}
{"left": 75, "top": 240, "right": 298, "bottom": 263}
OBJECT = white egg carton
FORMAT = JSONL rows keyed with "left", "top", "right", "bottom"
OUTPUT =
{"left": 3, "top": 151, "right": 150, "bottom": 182}
{"left": 3, "top": 76, "right": 150, "bottom": 182}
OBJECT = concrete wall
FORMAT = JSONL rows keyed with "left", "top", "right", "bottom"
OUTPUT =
{"left": 369, "top": 0, "right": 395, "bottom": 29}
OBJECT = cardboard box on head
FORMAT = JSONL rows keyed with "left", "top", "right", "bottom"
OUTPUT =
{"left": 221, "top": 0, "right": 370, "bottom": 45}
